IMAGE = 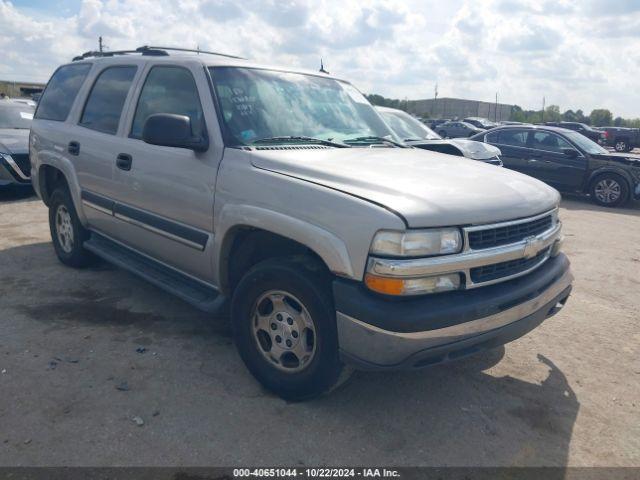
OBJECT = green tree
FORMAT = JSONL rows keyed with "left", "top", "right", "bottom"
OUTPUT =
{"left": 589, "top": 109, "right": 613, "bottom": 127}
{"left": 545, "top": 105, "right": 561, "bottom": 122}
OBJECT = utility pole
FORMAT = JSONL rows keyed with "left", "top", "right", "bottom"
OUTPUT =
{"left": 541, "top": 96, "right": 546, "bottom": 123}
{"left": 495, "top": 92, "right": 498, "bottom": 122}
{"left": 433, "top": 83, "right": 438, "bottom": 118}
{"left": 99, "top": 36, "right": 104, "bottom": 53}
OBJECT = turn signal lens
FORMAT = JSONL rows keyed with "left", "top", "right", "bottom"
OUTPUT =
{"left": 365, "top": 272, "right": 461, "bottom": 296}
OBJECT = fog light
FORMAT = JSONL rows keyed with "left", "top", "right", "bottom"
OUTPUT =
{"left": 365, "top": 272, "right": 461, "bottom": 296}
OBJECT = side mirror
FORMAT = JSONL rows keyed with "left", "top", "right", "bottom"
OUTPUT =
{"left": 562, "top": 148, "right": 579, "bottom": 158}
{"left": 142, "top": 113, "right": 208, "bottom": 152}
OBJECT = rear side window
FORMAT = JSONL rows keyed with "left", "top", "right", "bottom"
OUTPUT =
{"left": 80, "top": 66, "right": 137, "bottom": 135}
{"left": 130, "top": 66, "right": 204, "bottom": 139}
{"left": 35, "top": 63, "right": 92, "bottom": 121}
{"left": 498, "top": 130, "right": 528, "bottom": 147}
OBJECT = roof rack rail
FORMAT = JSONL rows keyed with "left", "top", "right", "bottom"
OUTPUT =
{"left": 72, "top": 46, "right": 245, "bottom": 62}
{"left": 72, "top": 47, "right": 168, "bottom": 61}
{"left": 136, "top": 45, "right": 246, "bottom": 60}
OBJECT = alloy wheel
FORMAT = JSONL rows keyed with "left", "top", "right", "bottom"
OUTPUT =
{"left": 55, "top": 204, "right": 74, "bottom": 253}
{"left": 594, "top": 178, "right": 621, "bottom": 204}
{"left": 251, "top": 290, "right": 317, "bottom": 373}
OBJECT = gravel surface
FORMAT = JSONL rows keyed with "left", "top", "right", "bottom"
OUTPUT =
{"left": 0, "top": 188, "right": 638, "bottom": 467}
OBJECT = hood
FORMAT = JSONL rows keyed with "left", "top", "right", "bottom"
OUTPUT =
{"left": 407, "top": 139, "right": 501, "bottom": 160}
{"left": 250, "top": 147, "right": 560, "bottom": 227}
{"left": 0, "top": 129, "right": 29, "bottom": 155}
{"left": 592, "top": 152, "right": 640, "bottom": 167}
{"left": 445, "top": 139, "right": 501, "bottom": 160}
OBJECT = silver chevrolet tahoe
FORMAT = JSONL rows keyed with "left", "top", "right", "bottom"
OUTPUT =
{"left": 30, "top": 46, "right": 573, "bottom": 400}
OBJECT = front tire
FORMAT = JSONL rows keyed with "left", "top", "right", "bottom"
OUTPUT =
{"left": 231, "top": 257, "right": 342, "bottom": 401}
{"left": 590, "top": 174, "right": 629, "bottom": 207}
{"left": 48, "top": 188, "right": 94, "bottom": 267}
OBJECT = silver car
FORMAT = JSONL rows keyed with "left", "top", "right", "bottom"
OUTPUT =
{"left": 377, "top": 106, "right": 503, "bottom": 165}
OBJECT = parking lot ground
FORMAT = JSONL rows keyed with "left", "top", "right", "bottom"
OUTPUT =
{"left": 0, "top": 190, "right": 639, "bottom": 467}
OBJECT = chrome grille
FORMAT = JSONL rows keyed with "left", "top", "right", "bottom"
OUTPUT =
{"left": 470, "top": 247, "right": 551, "bottom": 283}
{"left": 467, "top": 214, "right": 553, "bottom": 250}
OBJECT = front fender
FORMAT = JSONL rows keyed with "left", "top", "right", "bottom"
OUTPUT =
{"left": 586, "top": 166, "right": 636, "bottom": 192}
{"left": 213, "top": 204, "right": 355, "bottom": 287}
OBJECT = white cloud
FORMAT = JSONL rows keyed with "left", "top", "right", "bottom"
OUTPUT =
{"left": 0, "top": 0, "right": 638, "bottom": 117}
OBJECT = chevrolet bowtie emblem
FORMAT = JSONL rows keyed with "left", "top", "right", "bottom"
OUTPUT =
{"left": 522, "top": 236, "right": 543, "bottom": 259}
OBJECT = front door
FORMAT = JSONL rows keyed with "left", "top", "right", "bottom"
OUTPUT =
{"left": 526, "top": 130, "right": 587, "bottom": 190}
{"left": 108, "top": 64, "right": 223, "bottom": 282}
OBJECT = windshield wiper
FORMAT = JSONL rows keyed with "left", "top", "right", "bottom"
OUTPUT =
{"left": 252, "top": 136, "right": 350, "bottom": 148}
{"left": 343, "top": 136, "right": 406, "bottom": 148}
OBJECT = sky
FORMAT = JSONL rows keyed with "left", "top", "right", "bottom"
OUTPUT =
{"left": 1, "top": 0, "right": 639, "bottom": 117}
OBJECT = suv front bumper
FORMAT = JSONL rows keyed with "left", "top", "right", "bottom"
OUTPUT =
{"left": 333, "top": 254, "right": 573, "bottom": 370}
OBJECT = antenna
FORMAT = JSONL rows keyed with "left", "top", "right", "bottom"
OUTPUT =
{"left": 319, "top": 58, "right": 329, "bottom": 74}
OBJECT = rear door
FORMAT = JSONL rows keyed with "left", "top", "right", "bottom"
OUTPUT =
{"left": 73, "top": 65, "right": 139, "bottom": 232}
{"left": 526, "top": 130, "right": 587, "bottom": 189}
{"left": 485, "top": 129, "right": 530, "bottom": 174}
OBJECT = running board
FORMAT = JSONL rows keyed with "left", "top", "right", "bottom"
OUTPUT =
{"left": 84, "top": 234, "right": 226, "bottom": 314}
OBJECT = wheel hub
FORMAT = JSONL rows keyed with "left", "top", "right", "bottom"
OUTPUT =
{"left": 270, "top": 310, "right": 301, "bottom": 350}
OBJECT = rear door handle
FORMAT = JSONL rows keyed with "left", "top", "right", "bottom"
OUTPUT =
{"left": 68, "top": 141, "right": 80, "bottom": 156}
{"left": 116, "top": 153, "right": 132, "bottom": 171}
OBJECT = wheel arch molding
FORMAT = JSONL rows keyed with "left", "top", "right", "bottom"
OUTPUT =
{"left": 214, "top": 205, "right": 356, "bottom": 294}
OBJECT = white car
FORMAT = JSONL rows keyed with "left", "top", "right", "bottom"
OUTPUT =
{"left": 377, "top": 106, "right": 503, "bottom": 166}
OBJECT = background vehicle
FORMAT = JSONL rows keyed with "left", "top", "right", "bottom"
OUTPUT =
{"left": 600, "top": 126, "right": 640, "bottom": 152}
{"left": 377, "top": 107, "right": 502, "bottom": 165}
{"left": 437, "top": 120, "right": 483, "bottom": 138}
{"left": 472, "top": 125, "right": 640, "bottom": 207}
{"left": 427, "top": 118, "right": 449, "bottom": 130}
{"left": 0, "top": 101, "right": 34, "bottom": 188}
{"left": 544, "top": 121, "right": 602, "bottom": 143}
{"left": 30, "top": 47, "right": 571, "bottom": 400}
{"left": 463, "top": 117, "right": 497, "bottom": 130}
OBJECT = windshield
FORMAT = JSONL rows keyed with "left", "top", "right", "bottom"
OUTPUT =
{"left": 209, "top": 67, "right": 399, "bottom": 146}
{"left": 0, "top": 104, "right": 34, "bottom": 129}
{"left": 563, "top": 130, "right": 608, "bottom": 154}
{"left": 379, "top": 110, "right": 441, "bottom": 141}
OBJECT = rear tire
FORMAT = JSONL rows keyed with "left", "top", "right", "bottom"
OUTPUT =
{"left": 231, "top": 256, "right": 342, "bottom": 401}
{"left": 614, "top": 139, "right": 628, "bottom": 152}
{"left": 590, "top": 173, "right": 629, "bottom": 208}
{"left": 48, "top": 187, "right": 94, "bottom": 267}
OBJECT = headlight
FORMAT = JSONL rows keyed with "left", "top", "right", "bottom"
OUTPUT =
{"left": 370, "top": 228, "right": 462, "bottom": 257}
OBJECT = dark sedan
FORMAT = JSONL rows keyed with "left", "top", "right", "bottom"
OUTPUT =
{"left": 471, "top": 125, "right": 640, "bottom": 207}
{"left": 0, "top": 101, "right": 34, "bottom": 188}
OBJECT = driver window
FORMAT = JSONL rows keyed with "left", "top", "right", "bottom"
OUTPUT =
{"left": 531, "top": 131, "right": 572, "bottom": 153}
{"left": 130, "top": 66, "right": 204, "bottom": 139}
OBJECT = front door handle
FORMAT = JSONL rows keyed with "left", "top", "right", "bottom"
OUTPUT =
{"left": 68, "top": 141, "right": 80, "bottom": 156}
{"left": 116, "top": 153, "right": 132, "bottom": 171}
